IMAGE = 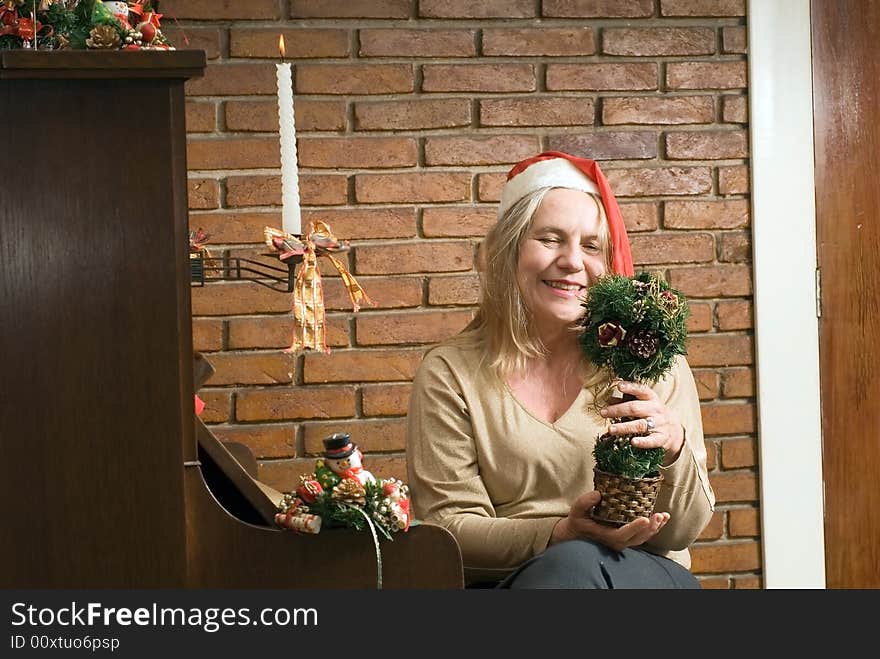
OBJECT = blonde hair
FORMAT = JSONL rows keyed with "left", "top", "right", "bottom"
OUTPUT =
{"left": 455, "top": 188, "right": 613, "bottom": 381}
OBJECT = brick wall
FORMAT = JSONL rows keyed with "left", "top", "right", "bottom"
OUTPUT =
{"left": 167, "top": 0, "right": 759, "bottom": 588}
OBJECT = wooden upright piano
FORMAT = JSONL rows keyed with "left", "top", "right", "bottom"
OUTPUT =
{"left": 0, "top": 50, "right": 462, "bottom": 589}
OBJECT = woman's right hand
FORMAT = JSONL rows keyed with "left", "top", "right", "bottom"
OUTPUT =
{"left": 549, "top": 491, "right": 669, "bottom": 552}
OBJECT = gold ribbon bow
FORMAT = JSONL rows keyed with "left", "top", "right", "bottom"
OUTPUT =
{"left": 265, "top": 222, "right": 373, "bottom": 354}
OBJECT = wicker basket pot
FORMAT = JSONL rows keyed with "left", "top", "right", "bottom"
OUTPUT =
{"left": 591, "top": 468, "right": 663, "bottom": 526}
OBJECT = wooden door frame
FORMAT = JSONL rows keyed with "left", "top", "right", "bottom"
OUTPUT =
{"left": 747, "top": 0, "right": 825, "bottom": 588}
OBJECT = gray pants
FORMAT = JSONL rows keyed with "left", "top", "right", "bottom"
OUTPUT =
{"left": 497, "top": 539, "right": 700, "bottom": 589}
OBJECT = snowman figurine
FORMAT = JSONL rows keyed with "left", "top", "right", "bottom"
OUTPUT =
{"left": 321, "top": 433, "right": 375, "bottom": 486}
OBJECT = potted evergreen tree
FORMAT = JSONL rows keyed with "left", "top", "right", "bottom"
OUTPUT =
{"left": 578, "top": 271, "right": 690, "bottom": 525}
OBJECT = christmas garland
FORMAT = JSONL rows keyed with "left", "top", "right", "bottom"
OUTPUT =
{"left": 579, "top": 271, "right": 690, "bottom": 479}
{"left": 0, "top": 1, "right": 173, "bottom": 51}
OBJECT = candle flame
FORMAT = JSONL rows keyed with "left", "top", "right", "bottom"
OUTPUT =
{"left": 279, "top": 34, "right": 286, "bottom": 59}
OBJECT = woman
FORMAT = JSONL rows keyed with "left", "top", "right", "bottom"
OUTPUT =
{"left": 406, "top": 152, "right": 715, "bottom": 588}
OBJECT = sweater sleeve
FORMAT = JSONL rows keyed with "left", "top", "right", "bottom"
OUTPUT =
{"left": 406, "top": 350, "right": 560, "bottom": 572}
{"left": 643, "top": 356, "right": 716, "bottom": 552}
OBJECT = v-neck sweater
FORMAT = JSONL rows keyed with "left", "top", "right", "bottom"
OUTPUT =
{"left": 406, "top": 341, "right": 715, "bottom": 583}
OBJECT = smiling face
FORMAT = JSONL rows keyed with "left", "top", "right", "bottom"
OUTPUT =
{"left": 516, "top": 188, "right": 608, "bottom": 334}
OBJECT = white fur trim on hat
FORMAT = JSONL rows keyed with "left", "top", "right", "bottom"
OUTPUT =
{"left": 498, "top": 158, "right": 600, "bottom": 219}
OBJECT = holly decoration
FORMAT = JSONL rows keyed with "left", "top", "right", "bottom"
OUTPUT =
{"left": 579, "top": 271, "right": 690, "bottom": 479}
{"left": 0, "top": 1, "right": 173, "bottom": 51}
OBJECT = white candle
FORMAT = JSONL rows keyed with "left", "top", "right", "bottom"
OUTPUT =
{"left": 276, "top": 36, "right": 302, "bottom": 236}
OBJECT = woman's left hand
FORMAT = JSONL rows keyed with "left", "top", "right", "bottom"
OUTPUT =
{"left": 600, "top": 381, "right": 684, "bottom": 465}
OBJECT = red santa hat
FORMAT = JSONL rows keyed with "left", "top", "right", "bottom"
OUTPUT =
{"left": 499, "top": 151, "right": 634, "bottom": 276}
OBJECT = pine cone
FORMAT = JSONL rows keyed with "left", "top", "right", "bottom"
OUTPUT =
{"left": 331, "top": 478, "right": 366, "bottom": 506}
{"left": 86, "top": 25, "right": 121, "bottom": 49}
{"left": 627, "top": 328, "right": 659, "bottom": 359}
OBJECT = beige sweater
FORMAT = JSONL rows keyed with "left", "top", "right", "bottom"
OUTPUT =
{"left": 406, "top": 341, "right": 715, "bottom": 583}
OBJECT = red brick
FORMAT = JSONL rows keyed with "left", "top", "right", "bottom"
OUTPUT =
{"left": 716, "top": 300, "right": 753, "bottom": 330}
{"left": 481, "top": 97, "right": 594, "bottom": 127}
{"left": 722, "top": 95, "right": 748, "bottom": 123}
{"left": 721, "top": 437, "right": 757, "bottom": 469}
{"left": 192, "top": 318, "right": 224, "bottom": 352}
{"left": 356, "top": 241, "right": 473, "bottom": 275}
{"left": 291, "top": 0, "right": 411, "bottom": 18}
{"left": 607, "top": 167, "right": 712, "bottom": 196}
{"left": 186, "top": 101, "right": 215, "bottom": 133}
{"left": 687, "top": 334, "right": 753, "bottom": 367}
{"left": 228, "top": 314, "right": 349, "bottom": 350}
{"left": 661, "top": 0, "right": 746, "bottom": 17}
{"left": 603, "top": 96, "right": 714, "bottom": 125}
{"left": 419, "top": 0, "right": 535, "bottom": 18}
{"left": 187, "top": 138, "right": 279, "bottom": 170}
{"left": 211, "top": 424, "right": 296, "bottom": 460}
{"left": 722, "top": 26, "right": 748, "bottom": 54}
{"left": 543, "top": 0, "right": 653, "bottom": 17}
{"left": 226, "top": 175, "right": 348, "bottom": 207}
{"left": 304, "top": 418, "right": 407, "bottom": 454}
{"left": 423, "top": 207, "right": 497, "bottom": 238}
{"left": 630, "top": 233, "right": 715, "bottom": 265}
{"left": 229, "top": 29, "right": 350, "bottom": 58}
{"left": 326, "top": 276, "right": 422, "bottom": 310}
{"left": 477, "top": 172, "right": 507, "bottom": 202}
{"left": 360, "top": 29, "right": 476, "bottom": 57}
{"left": 204, "top": 352, "right": 295, "bottom": 386}
{"left": 237, "top": 385, "right": 356, "bottom": 422}
{"left": 298, "top": 137, "right": 417, "bottom": 169}
{"left": 296, "top": 64, "right": 414, "bottom": 94}
{"left": 422, "top": 64, "right": 536, "bottom": 92}
{"left": 302, "top": 208, "right": 417, "bottom": 240}
{"left": 355, "top": 99, "right": 471, "bottom": 131}
{"left": 729, "top": 507, "right": 760, "bottom": 537}
{"left": 705, "top": 441, "right": 717, "bottom": 470}
{"left": 732, "top": 576, "right": 762, "bottom": 589}
{"left": 620, "top": 202, "right": 660, "bottom": 232}
{"left": 192, "top": 283, "right": 291, "bottom": 316}
{"left": 546, "top": 63, "right": 658, "bottom": 91}
{"left": 667, "top": 265, "right": 752, "bottom": 297}
{"left": 719, "top": 165, "right": 749, "bottom": 195}
{"left": 665, "top": 200, "right": 749, "bottom": 229}
{"left": 225, "top": 100, "right": 347, "bottom": 132}
{"left": 429, "top": 275, "right": 481, "bottom": 306}
{"left": 186, "top": 63, "right": 276, "bottom": 96}
{"left": 692, "top": 369, "right": 720, "bottom": 400}
{"left": 198, "top": 390, "right": 232, "bottom": 423}
{"left": 718, "top": 230, "right": 751, "bottom": 263}
{"left": 357, "top": 310, "right": 474, "bottom": 345}
{"left": 161, "top": 27, "right": 221, "bottom": 59}
{"left": 362, "top": 383, "right": 413, "bottom": 417}
{"left": 547, "top": 132, "right": 657, "bottom": 160}
{"left": 721, "top": 367, "right": 755, "bottom": 398}
{"left": 690, "top": 541, "right": 761, "bottom": 573}
{"left": 189, "top": 211, "right": 279, "bottom": 244}
{"left": 483, "top": 28, "right": 595, "bottom": 56}
{"left": 701, "top": 403, "right": 756, "bottom": 435}
{"left": 687, "top": 302, "right": 713, "bottom": 332}
{"left": 666, "top": 130, "right": 748, "bottom": 159}
{"left": 667, "top": 61, "right": 748, "bottom": 90}
{"left": 698, "top": 577, "right": 731, "bottom": 589}
{"left": 355, "top": 172, "right": 470, "bottom": 204}
{"left": 698, "top": 511, "right": 724, "bottom": 540}
{"left": 709, "top": 471, "right": 758, "bottom": 503}
{"left": 425, "top": 135, "right": 540, "bottom": 166}
{"left": 304, "top": 348, "right": 424, "bottom": 384}
{"left": 188, "top": 178, "right": 219, "bottom": 210}
{"left": 603, "top": 27, "right": 715, "bottom": 56}
{"left": 256, "top": 458, "right": 316, "bottom": 493}
{"left": 161, "top": 0, "right": 279, "bottom": 19}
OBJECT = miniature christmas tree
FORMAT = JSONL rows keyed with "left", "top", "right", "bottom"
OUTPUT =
{"left": 578, "top": 271, "right": 690, "bottom": 523}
